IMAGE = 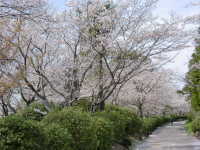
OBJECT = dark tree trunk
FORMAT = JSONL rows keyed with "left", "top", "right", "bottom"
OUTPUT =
{"left": 138, "top": 103, "right": 143, "bottom": 118}
{"left": 0, "top": 96, "right": 9, "bottom": 116}
{"left": 97, "top": 53, "right": 104, "bottom": 111}
{"left": 98, "top": 100, "right": 105, "bottom": 111}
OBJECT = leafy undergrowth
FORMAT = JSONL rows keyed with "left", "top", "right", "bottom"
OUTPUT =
{"left": 186, "top": 112, "right": 200, "bottom": 137}
{"left": 0, "top": 102, "right": 185, "bottom": 150}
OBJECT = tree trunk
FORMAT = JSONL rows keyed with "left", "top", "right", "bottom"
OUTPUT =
{"left": 97, "top": 53, "right": 105, "bottom": 111}
{"left": 0, "top": 96, "right": 9, "bottom": 116}
{"left": 98, "top": 100, "right": 105, "bottom": 111}
{"left": 138, "top": 103, "right": 143, "bottom": 118}
{"left": 70, "top": 66, "right": 80, "bottom": 103}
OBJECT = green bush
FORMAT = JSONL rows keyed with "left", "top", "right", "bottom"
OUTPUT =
{"left": 117, "top": 108, "right": 142, "bottom": 137}
{"left": 95, "top": 111, "right": 127, "bottom": 141}
{"left": 18, "top": 103, "right": 48, "bottom": 121}
{"left": 42, "top": 123, "right": 72, "bottom": 150}
{"left": 186, "top": 112, "right": 200, "bottom": 136}
{"left": 185, "top": 122, "right": 193, "bottom": 133}
{"left": 72, "top": 97, "right": 92, "bottom": 111}
{"left": 42, "top": 105, "right": 141, "bottom": 150}
{"left": 42, "top": 107, "right": 97, "bottom": 150}
{"left": 92, "top": 117, "right": 113, "bottom": 150}
{"left": 142, "top": 117, "right": 156, "bottom": 136}
{"left": 190, "top": 116, "right": 200, "bottom": 133}
{"left": 0, "top": 103, "right": 184, "bottom": 150}
{"left": 95, "top": 105, "right": 142, "bottom": 142}
{"left": 0, "top": 115, "right": 46, "bottom": 150}
{"left": 107, "top": 105, "right": 142, "bottom": 137}
{"left": 187, "top": 111, "right": 196, "bottom": 122}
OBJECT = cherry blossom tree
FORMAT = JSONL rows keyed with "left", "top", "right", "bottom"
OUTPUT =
{"left": 63, "top": 0, "right": 191, "bottom": 111}
{"left": 114, "top": 69, "right": 187, "bottom": 117}
{"left": 0, "top": 0, "right": 194, "bottom": 115}
{"left": 0, "top": 0, "right": 52, "bottom": 113}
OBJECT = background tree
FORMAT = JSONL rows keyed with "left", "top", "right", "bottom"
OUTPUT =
{"left": 64, "top": 0, "right": 191, "bottom": 111}
{"left": 0, "top": 0, "right": 53, "bottom": 113}
{"left": 115, "top": 69, "right": 186, "bottom": 117}
{"left": 182, "top": 27, "right": 200, "bottom": 112}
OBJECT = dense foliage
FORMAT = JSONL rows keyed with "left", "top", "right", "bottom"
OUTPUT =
{"left": 186, "top": 111, "right": 200, "bottom": 137}
{"left": 182, "top": 29, "right": 200, "bottom": 111}
{"left": 182, "top": 28, "right": 200, "bottom": 137}
{"left": 0, "top": 103, "right": 185, "bottom": 150}
{"left": 18, "top": 103, "right": 49, "bottom": 121}
{"left": 0, "top": 115, "right": 46, "bottom": 150}
{"left": 43, "top": 108, "right": 97, "bottom": 150}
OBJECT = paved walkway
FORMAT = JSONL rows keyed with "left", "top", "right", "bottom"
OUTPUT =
{"left": 132, "top": 121, "right": 200, "bottom": 150}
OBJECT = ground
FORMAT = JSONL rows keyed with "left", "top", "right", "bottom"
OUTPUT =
{"left": 132, "top": 121, "right": 200, "bottom": 150}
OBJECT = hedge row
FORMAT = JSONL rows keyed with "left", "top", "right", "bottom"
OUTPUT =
{"left": 0, "top": 103, "right": 185, "bottom": 150}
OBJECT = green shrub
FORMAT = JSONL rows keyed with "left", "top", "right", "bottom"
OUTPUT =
{"left": 185, "top": 122, "right": 193, "bottom": 133}
{"left": 95, "top": 110, "right": 127, "bottom": 141}
{"left": 118, "top": 108, "right": 142, "bottom": 137}
{"left": 187, "top": 111, "right": 196, "bottom": 122}
{"left": 42, "top": 107, "right": 97, "bottom": 150}
{"left": 43, "top": 105, "right": 141, "bottom": 150}
{"left": 42, "top": 123, "right": 72, "bottom": 150}
{"left": 1, "top": 103, "right": 184, "bottom": 150}
{"left": 0, "top": 115, "right": 46, "bottom": 150}
{"left": 190, "top": 116, "right": 200, "bottom": 133}
{"left": 142, "top": 117, "right": 156, "bottom": 136}
{"left": 72, "top": 97, "right": 92, "bottom": 111}
{"left": 92, "top": 117, "right": 113, "bottom": 150}
{"left": 18, "top": 103, "right": 48, "bottom": 121}
{"left": 106, "top": 105, "right": 142, "bottom": 137}
{"left": 48, "top": 102, "right": 63, "bottom": 112}
{"left": 95, "top": 105, "right": 142, "bottom": 142}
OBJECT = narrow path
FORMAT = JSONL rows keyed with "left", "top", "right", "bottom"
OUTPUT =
{"left": 132, "top": 121, "right": 200, "bottom": 150}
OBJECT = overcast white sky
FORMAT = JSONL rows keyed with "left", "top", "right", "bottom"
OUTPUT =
{"left": 154, "top": 0, "right": 199, "bottom": 85}
{"left": 49, "top": 0, "right": 199, "bottom": 87}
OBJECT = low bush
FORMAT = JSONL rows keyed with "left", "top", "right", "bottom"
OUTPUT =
{"left": 72, "top": 97, "right": 92, "bottom": 111}
{"left": 0, "top": 103, "right": 185, "bottom": 150}
{"left": 42, "top": 123, "right": 72, "bottom": 150}
{"left": 92, "top": 117, "right": 114, "bottom": 150}
{"left": 185, "top": 121, "right": 193, "bottom": 133}
{"left": 185, "top": 112, "right": 200, "bottom": 136}
{"left": 95, "top": 105, "right": 142, "bottom": 143}
{"left": 18, "top": 103, "right": 48, "bottom": 121}
{"left": 42, "top": 107, "right": 97, "bottom": 150}
{"left": 142, "top": 117, "right": 159, "bottom": 136}
{"left": 0, "top": 115, "right": 46, "bottom": 150}
{"left": 187, "top": 111, "right": 196, "bottom": 122}
{"left": 190, "top": 116, "right": 200, "bottom": 134}
{"left": 106, "top": 105, "right": 142, "bottom": 137}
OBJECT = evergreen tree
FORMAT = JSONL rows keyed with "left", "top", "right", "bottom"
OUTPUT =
{"left": 183, "top": 28, "right": 200, "bottom": 111}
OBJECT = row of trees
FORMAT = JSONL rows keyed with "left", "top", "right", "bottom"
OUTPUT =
{"left": 112, "top": 69, "right": 188, "bottom": 117}
{"left": 0, "top": 0, "right": 192, "bottom": 116}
